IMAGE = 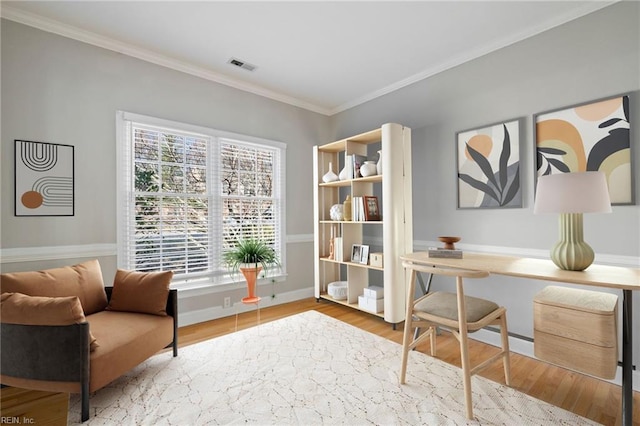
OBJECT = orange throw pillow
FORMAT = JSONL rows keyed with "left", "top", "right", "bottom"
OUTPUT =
{"left": 0, "top": 260, "right": 108, "bottom": 315}
{"left": 0, "top": 292, "right": 99, "bottom": 351}
{"left": 107, "top": 270, "right": 173, "bottom": 316}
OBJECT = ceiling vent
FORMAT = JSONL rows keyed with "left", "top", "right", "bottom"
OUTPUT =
{"left": 228, "top": 57, "right": 257, "bottom": 72}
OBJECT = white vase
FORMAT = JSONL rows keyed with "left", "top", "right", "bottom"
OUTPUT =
{"left": 360, "top": 161, "right": 377, "bottom": 177}
{"left": 322, "top": 162, "right": 338, "bottom": 183}
{"left": 339, "top": 166, "right": 348, "bottom": 180}
{"left": 376, "top": 150, "right": 382, "bottom": 175}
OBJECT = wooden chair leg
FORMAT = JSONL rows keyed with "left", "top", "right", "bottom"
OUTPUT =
{"left": 500, "top": 314, "right": 511, "bottom": 386}
{"left": 456, "top": 276, "right": 474, "bottom": 420}
{"left": 400, "top": 321, "right": 412, "bottom": 384}
{"left": 429, "top": 326, "right": 437, "bottom": 357}
{"left": 400, "top": 269, "right": 418, "bottom": 384}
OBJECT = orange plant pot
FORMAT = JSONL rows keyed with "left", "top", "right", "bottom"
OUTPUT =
{"left": 240, "top": 266, "right": 262, "bottom": 304}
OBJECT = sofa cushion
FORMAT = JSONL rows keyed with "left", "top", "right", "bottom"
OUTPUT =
{"left": 87, "top": 311, "right": 174, "bottom": 391}
{"left": 0, "top": 260, "right": 108, "bottom": 315}
{"left": 106, "top": 269, "right": 173, "bottom": 316}
{"left": 0, "top": 292, "right": 98, "bottom": 351}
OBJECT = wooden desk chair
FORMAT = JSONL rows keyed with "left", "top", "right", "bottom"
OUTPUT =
{"left": 399, "top": 261, "right": 511, "bottom": 420}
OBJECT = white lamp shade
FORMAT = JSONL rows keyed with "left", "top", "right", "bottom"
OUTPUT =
{"left": 534, "top": 171, "right": 612, "bottom": 214}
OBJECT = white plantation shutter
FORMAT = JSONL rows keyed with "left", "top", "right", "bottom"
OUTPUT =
{"left": 116, "top": 111, "right": 286, "bottom": 285}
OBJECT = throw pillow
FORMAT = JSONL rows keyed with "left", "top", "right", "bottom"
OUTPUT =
{"left": 0, "top": 259, "right": 108, "bottom": 315}
{"left": 107, "top": 269, "right": 173, "bottom": 316}
{"left": 0, "top": 292, "right": 99, "bottom": 351}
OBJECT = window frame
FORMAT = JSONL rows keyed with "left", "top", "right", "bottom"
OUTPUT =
{"left": 116, "top": 111, "right": 287, "bottom": 290}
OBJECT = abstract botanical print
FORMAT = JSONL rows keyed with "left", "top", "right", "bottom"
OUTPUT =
{"left": 535, "top": 95, "right": 632, "bottom": 204}
{"left": 457, "top": 119, "right": 521, "bottom": 209}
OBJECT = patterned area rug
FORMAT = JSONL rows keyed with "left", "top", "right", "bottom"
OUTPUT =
{"left": 69, "top": 310, "right": 597, "bottom": 425}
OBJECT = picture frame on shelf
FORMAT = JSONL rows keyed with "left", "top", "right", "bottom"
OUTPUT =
{"left": 363, "top": 195, "right": 380, "bottom": 221}
{"left": 534, "top": 93, "right": 633, "bottom": 205}
{"left": 359, "top": 245, "right": 370, "bottom": 265}
{"left": 351, "top": 244, "right": 362, "bottom": 263}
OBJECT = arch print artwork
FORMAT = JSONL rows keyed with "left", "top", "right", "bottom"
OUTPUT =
{"left": 456, "top": 119, "right": 522, "bottom": 209}
{"left": 14, "top": 140, "right": 74, "bottom": 216}
{"left": 535, "top": 94, "right": 633, "bottom": 205}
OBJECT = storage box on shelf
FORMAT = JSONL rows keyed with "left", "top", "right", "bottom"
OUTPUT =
{"left": 358, "top": 295, "right": 384, "bottom": 313}
{"left": 312, "top": 123, "right": 413, "bottom": 325}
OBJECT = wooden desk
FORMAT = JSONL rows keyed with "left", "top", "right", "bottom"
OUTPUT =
{"left": 400, "top": 251, "right": 640, "bottom": 426}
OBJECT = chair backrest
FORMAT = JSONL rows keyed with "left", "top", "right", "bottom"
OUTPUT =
{"left": 402, "top": 261, "right": 489, "bottom": 280}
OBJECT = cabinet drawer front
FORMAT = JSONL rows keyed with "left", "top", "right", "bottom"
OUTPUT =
{"left": 534, "top": 302, "right": 617, "bottom": 347}
{"left": 534, "top": 330, "right": 617, "bottom": 379}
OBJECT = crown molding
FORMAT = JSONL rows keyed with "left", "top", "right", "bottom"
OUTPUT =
{"left": 0, "top": 5, "right": 333, "bottom": 116}
{"left": 329, "top": 1, "right": 618, "bottom": 115}
{"left": 1, "top": 2, "right": 619, "bottom": 117}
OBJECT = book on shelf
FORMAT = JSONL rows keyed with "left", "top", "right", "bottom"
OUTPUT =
{"left": 427, "top": 247, "right": 463, "bottom": 258}
{"left": 350, "top": 196, "right": 366, "bottom": 221}
{"left": 334, "top": 237, "right": 343, "bottom": 261}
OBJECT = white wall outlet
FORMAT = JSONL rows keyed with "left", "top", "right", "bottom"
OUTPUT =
{"left": 223, "top": 297, "right": 231, "bottom": 308}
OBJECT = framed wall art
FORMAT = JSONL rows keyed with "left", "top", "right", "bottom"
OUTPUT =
{"left": 14, "top": 140, "right": 75, "bottom": 216}
{"left": 456, "top": 118, "right": 522, "bottom": 209}
{"left": 534, "top": 93, "right": 633, "bottom": 205}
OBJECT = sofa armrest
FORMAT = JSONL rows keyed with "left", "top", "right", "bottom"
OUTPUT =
{"left": 1, "top": 322, "right": 90, "bottom": 383}
{"left": 1, "top": 322, "right": 92, "bottom": 421}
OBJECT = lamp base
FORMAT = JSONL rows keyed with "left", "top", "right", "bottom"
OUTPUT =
{"left": 550, "top": 213, "right": 595, "bottom": 271}
{"left": 551, "top": 240, "right": 595, "bottom": 271}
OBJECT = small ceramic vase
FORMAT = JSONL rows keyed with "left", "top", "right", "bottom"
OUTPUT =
{"left": 360, "top": 161, "right": 377, "bottom": 177}
{"left": 329, "top": 204, "right": 344, "bottom": 221}
{"left": 376, "top": 150, "right": 383, "bottom": 175}
{"left": 339, "top": 166, "right": 348, "bottom": 180}
{"left": 322, "top": 162, "right": 338, "bottom": 183}
{"left": 343, "top": 195, "right": 352, "bottom": 221}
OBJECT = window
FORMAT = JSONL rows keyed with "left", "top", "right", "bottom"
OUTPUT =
{"left": 116, "top": 111, "right": 286, "bottom": 287}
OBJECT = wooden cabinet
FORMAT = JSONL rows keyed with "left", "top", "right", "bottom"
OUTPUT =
{"left": 313, "top": 123, "right": 412, "bottom": 324}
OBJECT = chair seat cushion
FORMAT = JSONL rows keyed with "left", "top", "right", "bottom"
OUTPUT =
{"left": 415, "top": 291, "right": 499, "bottom": 323}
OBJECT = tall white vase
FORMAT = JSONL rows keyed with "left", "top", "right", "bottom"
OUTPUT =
{"left": 376, "top": 150, "right": 383, "bottom": 175}
{"left": 322, "top": 162, "right": 338, "bottom": 183}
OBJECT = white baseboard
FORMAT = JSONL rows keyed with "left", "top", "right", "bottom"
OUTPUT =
{"left": 471, "top": 329, "right": 640, "bottom": 392}
{"left": 177, "top": 287, "right": 315, "bottom": 327}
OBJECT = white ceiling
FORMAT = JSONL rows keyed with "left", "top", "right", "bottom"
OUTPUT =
{"left": 1, "top": 1, "right": 616, "bottom": 115}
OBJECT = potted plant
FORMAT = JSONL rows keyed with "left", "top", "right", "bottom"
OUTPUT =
{"left": 222, "top": 238, "right": 280, "bottom": 303}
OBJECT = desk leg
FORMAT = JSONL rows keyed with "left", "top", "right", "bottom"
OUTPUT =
{"left": 622, "top": 289, "right": 633, "bottom": 426}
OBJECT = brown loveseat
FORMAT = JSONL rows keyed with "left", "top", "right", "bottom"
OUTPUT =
{"left": 0, "top": 260, "right": 178, "bottom": 422}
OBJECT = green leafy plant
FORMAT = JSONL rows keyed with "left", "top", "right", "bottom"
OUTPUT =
{"left": 222, "top": 238, "right": 280, "bottom": 274}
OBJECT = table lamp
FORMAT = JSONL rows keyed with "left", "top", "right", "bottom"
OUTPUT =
{"left": 534, "top": 171, "right": 611, "bottom": 271}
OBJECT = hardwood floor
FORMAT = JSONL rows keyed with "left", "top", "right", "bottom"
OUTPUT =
{"left": 177, "top": 297, "right": 640, "bottom": 426}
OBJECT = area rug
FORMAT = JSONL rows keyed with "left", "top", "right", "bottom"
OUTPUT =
{"left": 69, "top": 310, "right": 596, "bottom": 425}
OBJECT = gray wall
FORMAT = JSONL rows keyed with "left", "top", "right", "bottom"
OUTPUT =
{"left": 0, "top": 18, "right": 327, "bottom": 321}
{"left": 1, "top": 2, "right": 639, "bottom": 366}
{"left": 333, "top": 1, "right": 640, "bottom": 366}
